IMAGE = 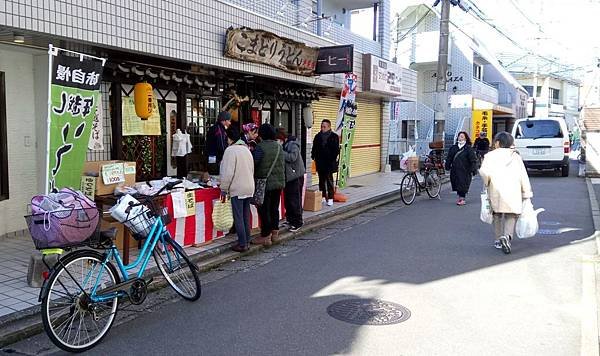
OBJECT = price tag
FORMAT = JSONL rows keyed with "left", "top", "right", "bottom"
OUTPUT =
{"left": 185, "top": 191, "right": 196, "bottom": 217}
{"left": 80, "top": 176, "right": 96, "bottom": 200}
{"left": 124, "top": 164, "right": 136, "bottom": 175}
{"left": 101, "top": 163, "right": 125, "bottom": 185}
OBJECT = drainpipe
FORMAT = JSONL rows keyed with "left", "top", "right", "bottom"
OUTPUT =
{"left": 316, "top": 0, "right": 323, "bottom": 36}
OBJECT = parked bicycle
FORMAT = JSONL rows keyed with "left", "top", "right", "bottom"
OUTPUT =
{"left": 400, "top": 155, "right": 443, "bottom": 205}
{"left": 25, "top": 180, "right": 200, "bottom": 353}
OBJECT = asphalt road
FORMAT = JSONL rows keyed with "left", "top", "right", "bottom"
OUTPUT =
{"left": 7, "top": 165, "right": 596, "bottom": 355}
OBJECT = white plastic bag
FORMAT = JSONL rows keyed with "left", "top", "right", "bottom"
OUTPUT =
{"left": 480, "top": 190, "right": 493, "bottom": 224}
{"left": 400, "top": 146, "right": 417, "bottom": 170}
{"left": 516, "top": 199, "right": 545, "bottom": 239}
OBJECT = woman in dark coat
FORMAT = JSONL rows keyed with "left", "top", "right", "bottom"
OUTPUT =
{"left": 445, "top": 131, "right": 478, "bottom": 206}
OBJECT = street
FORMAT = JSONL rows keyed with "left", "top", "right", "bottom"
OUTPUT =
{"left": 7, "top": 168, "right": 596, "bottom": 355}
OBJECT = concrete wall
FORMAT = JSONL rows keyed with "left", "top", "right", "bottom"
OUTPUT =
{"left": 0, "top": 45, "right": 45, "bottom": 236}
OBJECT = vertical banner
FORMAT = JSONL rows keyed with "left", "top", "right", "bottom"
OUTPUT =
{"left": 88, "top": 93, "right": 104, "bottom": 150}
{"left": 471, "top": 110, "right": 493, "bottom": 141}
{"left": 336, "top": 74, "right": 358, "bottom": 189}
{"left": 335, "top": 73, "right": 358, "bottom": 134}
{"left": 47, "top": 47, "right": 105, "bottom": 193}
{"left": 166, "top": 103, "right": 178, "bottom": 176}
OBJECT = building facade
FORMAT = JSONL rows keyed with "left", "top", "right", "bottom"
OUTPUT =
{"left": 390, "top": 4, "right": 527, "bottom": 156}
{"left": 0, "top": 0, "right": 417, "bottom": 236}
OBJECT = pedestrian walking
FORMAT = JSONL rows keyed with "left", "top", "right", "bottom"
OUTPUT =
{"left": 479, "top": 132, "right": 533, "bottom": 254}
{"left": 445, "top": 131, "right": 478, "bottom": 206}
{"left": 277, "top": 131, "right": 305, "bottom": 232}
{"left": 242, "top": 123, "right": 259, "bottom": 152}
{"left": 206, "top": 111, "right": 231, "bottom": 175}
{"left": 219, "top": 126, "right": 255, "bottom": 252}
{"left": 473, "top": 132, "right": 490, "bottom": 163}
{"left": 311, "top": 119, "right": 340, "bottom": 207}
{"left": 252, "top": 124, "right": 285, "bottom": 246}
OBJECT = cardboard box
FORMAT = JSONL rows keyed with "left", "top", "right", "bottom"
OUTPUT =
{"left": 304, "top": 189, "right": 322, "bottom": 212}
{"left": 83, "top": 160, "right": 137, "bottom": 196}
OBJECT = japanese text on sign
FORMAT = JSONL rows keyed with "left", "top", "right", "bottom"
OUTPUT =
{"left": 185, "top": 191, "right": 196, "bottom": 217}
{"left": 101, "top": 163, "right": 125, "bottom": 185}
{"left": 80, "top": 176, "right": 96, "bottom": 200}
{"left": 471, "top": 110, "right": 493, "bottom": 141}
{"left": 225, "top": 27, "right": 318, "bottom": 76}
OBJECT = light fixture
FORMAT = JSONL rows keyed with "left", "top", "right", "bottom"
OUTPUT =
{"left": 13, "top": 34, "right": 25, "bottom": 43}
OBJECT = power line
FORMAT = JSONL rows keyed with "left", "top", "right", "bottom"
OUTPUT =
{"left": 394, "top": 8, "right": 432, "bottom": 44}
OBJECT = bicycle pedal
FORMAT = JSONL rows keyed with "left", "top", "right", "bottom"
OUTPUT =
{"left": 145, "top": 277, "right": 154, "bottom": 285}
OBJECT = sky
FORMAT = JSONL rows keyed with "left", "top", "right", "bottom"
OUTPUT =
{"left": 379, "top": 0, "right": 600, "bottom": 81}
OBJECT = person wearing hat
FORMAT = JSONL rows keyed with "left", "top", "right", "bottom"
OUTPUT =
{"left": 206, "top": 111, "right": 231, "bottom": 174}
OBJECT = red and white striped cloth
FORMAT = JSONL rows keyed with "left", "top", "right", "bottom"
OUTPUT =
{"left": 164, "top": 188, "right": 287, "bottom": 247}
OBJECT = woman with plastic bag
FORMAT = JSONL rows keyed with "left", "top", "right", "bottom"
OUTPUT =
{"left": 219, "top": 126, "right": 255, "bottom": 252}
{"left": 479, "top": 132, "right": 533, "bottom": 254}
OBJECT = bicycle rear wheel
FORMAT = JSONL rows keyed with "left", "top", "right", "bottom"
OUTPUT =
{"left": 41, "top": 250, "right": 120, "bottom": 353}
{"left": 153, "top": 235, "right": 201, "bottom": 301}
{"left": 426, "top": 170, "right": 442, "bottom": 198}
{"left": 400, "top": 173, "right": 417, "bottom": 205}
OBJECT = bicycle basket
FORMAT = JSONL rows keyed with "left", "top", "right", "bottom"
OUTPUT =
{"left": 25, "top": 208, "right": 100, "bottom": 250}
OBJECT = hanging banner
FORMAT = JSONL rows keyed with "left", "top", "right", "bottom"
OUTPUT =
{"left": 47, "top": 47, "right": 105, "bottom": 193}
{"left": 471, "top": 110, "right": 493, "bottom": 141}
{"left": 122, "top": 94, "right": 161, "bottom": 136}
{"left": 88, "top": 93, "right": 104, "bottom": 150}
{"left": 335, "top": 73, "right": 358, "bottom": 134}
{"left": 336, "top": 74, "right": 358, "bottom": 189}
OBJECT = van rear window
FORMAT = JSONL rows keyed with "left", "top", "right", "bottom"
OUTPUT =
{"left": 515, "top": 120, "right": 563, "bottom": 139}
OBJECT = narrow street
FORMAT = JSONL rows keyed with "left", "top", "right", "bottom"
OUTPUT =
{"left": 7, "top": 168, "right": 596, "bottom": 355}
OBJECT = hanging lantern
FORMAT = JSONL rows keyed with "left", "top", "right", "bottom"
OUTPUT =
{"left": 134, "top": 82, "right": 153, "bottom": 119}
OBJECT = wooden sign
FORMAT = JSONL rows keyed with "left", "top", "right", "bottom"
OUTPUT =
{"left": 80, "top": 176, "right": 96, "bottom": 200}
{"left": 225, "top": 27, "right": 318, "bottom": 76}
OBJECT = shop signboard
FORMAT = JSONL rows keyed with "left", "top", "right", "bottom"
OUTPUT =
{"left": 363, "top": 54, "right": 403, "bottom": 96}
{"left": 472, "top": 110, "right": 493, "bottom": 141}
{"left": 46, "top": 46, "right": 105, "bottom": 193}
{"left": 88, "top": 94, "right": 104, "bottom": 150}
{"left": 336, "top": 74, "right": 358, "bottom": 189}
{"left": 225, "top": 27, "right": 318, "bottom": 76}
{"left": 315, "top": 45, "right": 354, "bottom": 74}
{"left": 122, "top": 95, "right": 162, "bottom": 135}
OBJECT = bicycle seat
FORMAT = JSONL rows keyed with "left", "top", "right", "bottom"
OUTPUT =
{"left": 100, "top": 227, "right": 118, "bottom": 242}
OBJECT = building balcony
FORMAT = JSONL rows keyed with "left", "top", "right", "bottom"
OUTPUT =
{"left": 407, "top": 31, "right": 452, "bottom": 71}
{"left": 472, "top": 79, "right": 498, "bottom": 105}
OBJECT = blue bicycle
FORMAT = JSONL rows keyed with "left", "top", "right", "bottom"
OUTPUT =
{"left": 34, "top": 181, "right": 201, "bottom": 352}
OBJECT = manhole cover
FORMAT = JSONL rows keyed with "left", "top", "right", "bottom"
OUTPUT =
{"left": 538, "top": 228, "right": 561, "bottom": 235}
{"left": 326, "top": 299, "right": 411, "bottom": 325}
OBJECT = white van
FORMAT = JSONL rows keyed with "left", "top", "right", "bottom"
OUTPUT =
{"left": 511, "top": 118, "right": 570, "bottom": 177}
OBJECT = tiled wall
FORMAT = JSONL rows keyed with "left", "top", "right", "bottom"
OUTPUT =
{"left": 0, "top": 0, "right": 376, "bottom": 91}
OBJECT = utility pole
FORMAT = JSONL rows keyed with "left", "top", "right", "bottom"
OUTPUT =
{"left": 433, "top": 0, "right": 451, "bottom": 143}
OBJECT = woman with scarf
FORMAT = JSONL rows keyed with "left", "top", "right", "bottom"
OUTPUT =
{"left": 445, "top": 131, "right": 478, "bottom": 206}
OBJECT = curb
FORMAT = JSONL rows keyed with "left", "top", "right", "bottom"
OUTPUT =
{"left": 583, "top": 178, "right": 600, "bottom": 356}
{"left": 0, "top": 176, "right": 449, "bottom": 347}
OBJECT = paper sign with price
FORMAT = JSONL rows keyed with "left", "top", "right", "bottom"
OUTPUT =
{"left": 101, "top": 163, "right": 125, "bottom": 185}
{"left": 80, "top": 176, "right": 96, "bottom": 200}
{"left": 185, "top": 191, "right": 196, "bottom": 217}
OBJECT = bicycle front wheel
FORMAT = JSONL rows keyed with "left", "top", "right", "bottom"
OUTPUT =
{"left": 42, "top": 250, "right": 120, "bottom": 353}
{"left": 426, "top": 170, "right": 442, "bottom": 198}
{"left": 153, "top": 235, "right": 201, "bottom": 301}
{"left": 400, "top": 173, "right": 417, "bottom": 205}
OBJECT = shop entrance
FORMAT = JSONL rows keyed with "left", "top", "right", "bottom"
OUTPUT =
{"left": 185, "top": 96, "right": 221, "bottom": 173}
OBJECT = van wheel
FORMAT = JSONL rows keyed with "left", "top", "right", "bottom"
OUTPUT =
{"left": 561, "top": 164, "right": 570, "bottom": 177}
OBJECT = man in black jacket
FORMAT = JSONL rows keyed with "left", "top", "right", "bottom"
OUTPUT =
{"left": 311, "top": 119, "right": 340, "bottom": 206}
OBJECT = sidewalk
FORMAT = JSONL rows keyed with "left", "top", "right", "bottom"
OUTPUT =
{"left": 0, "top": 171, "right": 411, "bottom": 329}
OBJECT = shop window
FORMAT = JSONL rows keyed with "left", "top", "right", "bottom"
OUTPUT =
{"left": 275, "top": 110, "right": 291, "bottom": 135}
{"left": 0, "top": 72, "right": 7, "bottom": 201}
{"left": 186, "top": 97, "right": 220, "bottom": 172}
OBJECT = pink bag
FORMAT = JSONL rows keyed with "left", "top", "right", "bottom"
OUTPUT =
{"left": 27, "top": 188, "right": 99, "bottom": 249}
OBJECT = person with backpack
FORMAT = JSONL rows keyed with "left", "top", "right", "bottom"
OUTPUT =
{"left": 278, "top": 131, "right": 305, "bottom": 232}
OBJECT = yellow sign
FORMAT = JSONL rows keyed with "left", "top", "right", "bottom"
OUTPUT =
{"left": 185, "top": 191, "right": 196, "bottom": 217}
{"left": 472, "top": 110, "right": 493, "bottom": 141}
{"left": 122, "top": 95, "right": 161, "bottom": 136}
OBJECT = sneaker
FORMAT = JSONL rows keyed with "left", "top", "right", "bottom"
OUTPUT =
{"left": 457, "top": 198, "right": 466, "bottom": 206}
{"left": 321, "top": 197, "right": 327, "bottom": 204}
{"left": 499, "top": 235, "right": 511, "bottom": 254}
{"left": 327, "top": 199, "right": 334, "bottom": 206}
{"left": 494, "top": 240, "right": 502, "bottom": 249}
{"left": 280, "top": 221, "right": 290, "bottom": 228}
{"left": 289, "top": 225, "right": 302, "bottom": 233}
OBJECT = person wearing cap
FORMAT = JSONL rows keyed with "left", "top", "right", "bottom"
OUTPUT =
{"left": 206, "top": 111, "right": 231, "bottom": 174}
{"left": 242, "top": 123, "right": 259, "bottom": 152}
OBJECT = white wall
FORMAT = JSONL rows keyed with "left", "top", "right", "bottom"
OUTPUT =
{"left": 0, "top": 45, "right": 45, "bottom": 236}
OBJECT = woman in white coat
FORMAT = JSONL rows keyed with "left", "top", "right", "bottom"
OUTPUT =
{"left": 479, "top": 132, "right": 533, "bottom": 254}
